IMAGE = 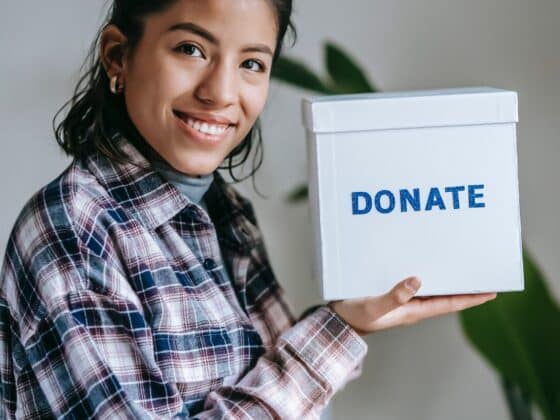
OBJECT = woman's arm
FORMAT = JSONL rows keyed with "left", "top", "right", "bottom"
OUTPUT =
{"left": 196, "top": 305, "right": 366, "bottom": 419}
{"left": 2, "top": 278, "right": 363, "bottom": 419}
{"left": 1, "top": 216, "right": 365, "bottom": 419}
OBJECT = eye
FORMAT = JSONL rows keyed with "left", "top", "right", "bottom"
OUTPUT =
{"left": 242, "top": 59, "right": 266, "bottom": 72}
{"left": 176, "top": 43, "right": 204, "bottom": 58}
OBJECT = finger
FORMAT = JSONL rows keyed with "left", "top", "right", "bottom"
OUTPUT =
{"left": 406, "top": 292, "right": 497, "bottom": 321}
{"left": 363, "top": 292, "right": 496, "bottom": 332}
{"left": 423, "top": 293, "right": 496, "bottom": 313}
{"left": 365, "top": 276, "right": 422, "bottom": 320}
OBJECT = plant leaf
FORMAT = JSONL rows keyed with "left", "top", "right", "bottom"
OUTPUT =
{"left": 325, "top": 41, "right": 376, "bottom": 93}
{"left": 286, "top": 184, "right": 308, "bottom": 203}
{"left": 271, "top": 56, "right": 335, "bottom": 94}
{"left": 501, "top": 376, "right": 534, "bottom": 420}
{"left": 459, "top": 250, "right": 560, "bottom": 420}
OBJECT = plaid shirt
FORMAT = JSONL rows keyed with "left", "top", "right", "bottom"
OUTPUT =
{"left": 0, "top": 137, "right": 367, "bottom": 419}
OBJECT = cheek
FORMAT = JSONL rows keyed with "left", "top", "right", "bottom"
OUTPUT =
{"left": 243, "top": 83, "right": 270, "bottom": 124}
{"left": 126, "top": 55, "right": 194, "bottom": 118}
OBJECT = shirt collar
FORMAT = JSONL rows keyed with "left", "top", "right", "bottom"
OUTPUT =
{"left": 84, "top": 135, "right": 258, "bottom": 246}
{"left": 85, "top": 136, "right": 193, "bottom": 230}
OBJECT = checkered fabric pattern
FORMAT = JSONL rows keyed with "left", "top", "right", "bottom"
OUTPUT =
{"left": 0, "top": 137, "right": 367, "bottom": 419}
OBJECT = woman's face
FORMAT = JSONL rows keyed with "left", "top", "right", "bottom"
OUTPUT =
{"left": 119, "top": 0, "right": 277, "bottom": 176}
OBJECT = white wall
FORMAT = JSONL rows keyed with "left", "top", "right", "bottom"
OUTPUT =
{"left": 2, "top": 1, "right": 558, "bottom": 419}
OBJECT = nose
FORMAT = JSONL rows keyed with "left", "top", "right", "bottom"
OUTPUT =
{"left": 194, "top": 59, "right": 237, "bottom": 107}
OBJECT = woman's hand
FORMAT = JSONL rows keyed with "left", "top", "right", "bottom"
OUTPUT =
{"left": 329, "top": 277, "right": 497, "bottom": 335}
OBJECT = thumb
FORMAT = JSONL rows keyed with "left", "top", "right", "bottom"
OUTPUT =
{"left": 365, "top": 276, "right": 422, "bottom": 320}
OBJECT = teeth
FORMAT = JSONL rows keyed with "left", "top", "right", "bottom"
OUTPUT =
{"left": 184, "top": 116, "right": 228, "bottom": 135}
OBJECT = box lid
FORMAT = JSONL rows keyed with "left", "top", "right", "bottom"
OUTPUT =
{"left": 302, "top": 87, "right": 518, "bottom": 133}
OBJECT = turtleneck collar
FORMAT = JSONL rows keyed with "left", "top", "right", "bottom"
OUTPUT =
{"left": 151, "top": 159, "right": 214, "bottom": 206}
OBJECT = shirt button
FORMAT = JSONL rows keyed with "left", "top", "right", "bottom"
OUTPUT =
{"left": 186, "top": 207, "right": 199, "bottom": 218}
{"left": 203, "top": 258, "right": 217, "bottom": 270}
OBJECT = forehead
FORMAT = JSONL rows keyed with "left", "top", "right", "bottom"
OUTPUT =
{"left": 143, "top": 0, "right": 278, "bottom": 46}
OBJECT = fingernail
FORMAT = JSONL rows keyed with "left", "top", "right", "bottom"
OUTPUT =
{"left": 405, "top": 277, "right": 421, "bottom": 292}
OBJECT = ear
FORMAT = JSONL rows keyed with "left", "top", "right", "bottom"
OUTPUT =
{"left": 100, "top": 24, "right": 129, "bottom": 80}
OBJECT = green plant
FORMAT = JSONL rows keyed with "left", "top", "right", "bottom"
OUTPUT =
{"left": 271, "top": 41, "right": 560, "bottom": 420}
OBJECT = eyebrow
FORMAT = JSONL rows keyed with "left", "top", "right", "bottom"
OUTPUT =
{"left": 168, "top": 22, "right": 274, "bottom": 56}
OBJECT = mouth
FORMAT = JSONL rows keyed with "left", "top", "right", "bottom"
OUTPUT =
{"left": 173, "top": 110, "right": 235, "bottom": 136}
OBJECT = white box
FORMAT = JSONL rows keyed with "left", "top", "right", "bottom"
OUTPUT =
{"left": 302, "top": 87, "right": 524, "bottom": 300}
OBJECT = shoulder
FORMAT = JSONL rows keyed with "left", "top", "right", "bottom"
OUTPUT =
{"left": 5, "top": 159, "right": 107, "bottom": 261}
{"left": 1, "top": 160, "right": 122, "bottom": 314}
{"left": 6, "top": 161, "right": 84, "bottom": 262}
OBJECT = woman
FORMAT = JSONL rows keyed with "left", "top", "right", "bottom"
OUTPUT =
{"left": 0, "top": 0, "right": 496, "bottom": 418}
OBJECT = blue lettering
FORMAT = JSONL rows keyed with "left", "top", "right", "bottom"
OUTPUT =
{"left": 444, "top": 186, "right": 466, "bottom": 209}
{"left": 399, "top": 188, "right": 420, "bottom": 212}
{"left": 350, "top": 183, "right": 486, "bottom": 215}
{"left": 468, "top": 184, "right": 486, "bottom": 208}
{"left": 425, "top": 187, "right": 446, "bottom": 211}
{"left": 352, "top": 192, "right": 372, "bottom": 215}
{"left": 374, "top": 190, "right": 395, "bottom": 214}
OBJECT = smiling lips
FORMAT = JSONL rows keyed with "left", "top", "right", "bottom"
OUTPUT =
{"left": 174, "top": 110, "right": 234, "bottom": 137}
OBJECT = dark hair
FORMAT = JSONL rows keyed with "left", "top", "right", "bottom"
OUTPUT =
{"left": 54, "top": 0, "right": 295, "bottom": 182}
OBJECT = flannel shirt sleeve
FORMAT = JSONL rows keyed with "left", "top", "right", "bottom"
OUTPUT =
{"left": 196, "top": 305, "right": 367, "bottom": 419}
{"left": 14, "top": 292, "right": 167, "bottom": 419}
{"left": 3, "top": 281, "right": 366, "bottom": 419}
{"left": 3, "top": 248, "right": 367, "bottom": 419}
{"left": 1, "top": 230, "right": 175, "bottom": 419}
{"left": 0, "top": 197, "right": 178, "bottom": 418}
{"left": 2, "top": 290, "right": 365, "bottom": 420}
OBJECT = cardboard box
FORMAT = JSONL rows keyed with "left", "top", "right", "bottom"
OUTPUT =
{"left": 302, "top": 87, "right": 524, "bottom": 300}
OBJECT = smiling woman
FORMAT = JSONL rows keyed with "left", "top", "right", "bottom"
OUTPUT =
{"left": 0, "top": 0, "right": 496, "bottom": 418}
{"left": 104, "top": 0, "right": 277, "bottom": 176}
{"left": 54, "top": 0, "right": 292, "bottom": 182}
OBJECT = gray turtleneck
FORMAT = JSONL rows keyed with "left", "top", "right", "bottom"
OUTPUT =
{"left": 152, "top": 160, "right": 214, "bottom": 212}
